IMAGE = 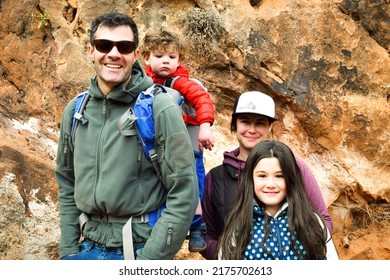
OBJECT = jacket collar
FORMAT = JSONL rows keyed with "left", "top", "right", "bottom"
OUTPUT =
{"left": 253, "top": 201, "right": 288, "bottom": 218}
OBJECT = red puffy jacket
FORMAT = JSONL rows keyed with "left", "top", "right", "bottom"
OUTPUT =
{"left": 145, "top": 64, "right": 214, "bottom": 125}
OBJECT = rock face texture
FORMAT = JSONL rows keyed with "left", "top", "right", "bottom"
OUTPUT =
{"left": 0, "top": 0, "right": 389, "bottom": 260}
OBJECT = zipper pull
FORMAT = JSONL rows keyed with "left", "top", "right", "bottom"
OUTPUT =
{"left": 102, "top": 97, "right": 107, "bottom": 115}
{"left": 166, "top": 227, "right": 173, "bottom": 245}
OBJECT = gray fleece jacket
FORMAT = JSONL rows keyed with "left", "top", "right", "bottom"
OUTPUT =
{"left": 55, "top": 61, "right": 198, "bottom": 259}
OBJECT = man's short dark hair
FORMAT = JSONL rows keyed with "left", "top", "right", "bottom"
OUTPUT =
{"left": 89, "top": 11, "right": 139, "bottom": 47}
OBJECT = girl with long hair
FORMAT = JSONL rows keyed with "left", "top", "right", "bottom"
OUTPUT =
{"left": 218, "top": 140, "right": 338, "bottom": 260}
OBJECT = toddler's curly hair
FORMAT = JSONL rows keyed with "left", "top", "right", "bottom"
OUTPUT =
{"left": 140, "top": 29, "right": 187, "bottom": 61}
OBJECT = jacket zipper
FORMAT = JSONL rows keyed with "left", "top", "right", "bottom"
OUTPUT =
{"left": 63, "top": 134, "right": 69, "bottom": 167}
{"left": 94, "top": 97, "right": 107, "bottom": 206}
{"left": 166, "top": 227, "right": 173, "bottom": 245}
{"left": 273, "top": 218, "right": 284, "bottom": 259}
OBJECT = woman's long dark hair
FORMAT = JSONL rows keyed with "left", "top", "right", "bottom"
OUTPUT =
{"left": 217, "top": 140, "right": 328, "bottom": 259}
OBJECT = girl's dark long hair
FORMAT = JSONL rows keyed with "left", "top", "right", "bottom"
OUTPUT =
{"left": 217, "top": 140, "right": 328, "bottom": 259}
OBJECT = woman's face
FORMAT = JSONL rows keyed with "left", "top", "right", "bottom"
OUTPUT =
{"left": 253, "top": 157, "right": 286, "bottom": 216}
{"left": 236, "top": 114, "right": 272, "bottom": 152}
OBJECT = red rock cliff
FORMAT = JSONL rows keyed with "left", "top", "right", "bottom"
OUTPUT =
{"left": 0, "top": 0, "right": 389, "bottom": 259}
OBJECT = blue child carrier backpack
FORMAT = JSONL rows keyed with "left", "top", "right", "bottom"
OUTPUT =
{"left": 71, "top": 84, "right": 206, "bottom": 229}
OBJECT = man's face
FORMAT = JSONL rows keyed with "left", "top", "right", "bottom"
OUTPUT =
{"left": 88, "top": 25, "right": 139, "bottom": 94}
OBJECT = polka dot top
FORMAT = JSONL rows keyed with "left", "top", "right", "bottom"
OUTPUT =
{"left": 244, "top": 203, "right": 307, "bottom": 260}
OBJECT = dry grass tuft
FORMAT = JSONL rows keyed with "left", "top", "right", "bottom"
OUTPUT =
{"left": 348, "top": 203, "right": 390, "bottom": 228}
{"left": 180, "top": 7, "right": 225, "bottom": 57}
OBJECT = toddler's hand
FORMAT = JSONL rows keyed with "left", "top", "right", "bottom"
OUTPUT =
{"left": 198, "top": 123, "right": 214, "bottom": 152}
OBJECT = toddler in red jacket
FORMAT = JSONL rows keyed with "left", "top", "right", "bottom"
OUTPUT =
{"left": 140, "top": 29, "right": 214, "bottom": 252}
{"left": 140, "top": 29, "right": 214, "bottom": 152}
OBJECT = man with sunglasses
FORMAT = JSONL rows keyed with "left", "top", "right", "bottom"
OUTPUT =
{"left": 55, "top": 11, "right": 198, "bottom": 260}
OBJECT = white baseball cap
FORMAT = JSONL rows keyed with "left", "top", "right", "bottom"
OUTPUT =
{"left": 233, "top": 91, "right": 277, "bottom": 121}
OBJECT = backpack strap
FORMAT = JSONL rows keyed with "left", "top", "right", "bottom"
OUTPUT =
{"left": 117, "top": 84, "right": 165, "bottom": 182}
{"left": 116, "top": 107, "right": 138, "bottom": 136}
{"left": 163, "top": 76, "right": 180, "bottom": 88}
{"left": 71, "top": 90, "right": 90, "bottom": 145}
{"left": 164, "top": 76, "right": 207, "bottom": 91}
{"left": 136, "top": 85, "right": 165, "bottom": 182}
{"left": 163, "top": 76, "right": 204, "bottom": 126}
{"left": 116, "top": 85, "right": 158, "bottom": 137}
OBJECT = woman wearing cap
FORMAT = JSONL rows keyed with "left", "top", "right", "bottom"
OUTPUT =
{"left": 201, "top": 91, "right": 333, "bottom": 260}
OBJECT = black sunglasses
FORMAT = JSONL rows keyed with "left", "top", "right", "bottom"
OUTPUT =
{"left": 93, "top": 39, "right": 136, "bottom": 54}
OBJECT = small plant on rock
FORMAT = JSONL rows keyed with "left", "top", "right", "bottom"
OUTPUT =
{"left": 181, "top": 7, "right": 224, "bottom": 57}
{"left": 36, "top": 9, "right": 51, "bottom": 29}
